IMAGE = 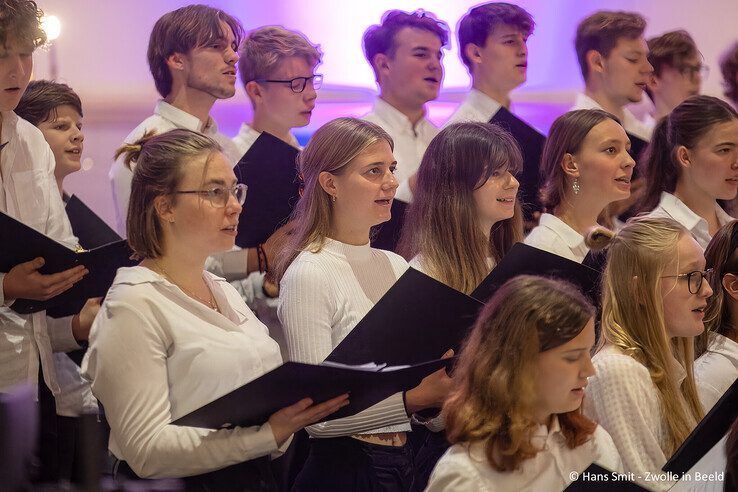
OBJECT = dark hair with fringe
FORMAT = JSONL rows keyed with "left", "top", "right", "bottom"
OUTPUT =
{"left": 15, "top": 80, "right": 83, "bottom": 126}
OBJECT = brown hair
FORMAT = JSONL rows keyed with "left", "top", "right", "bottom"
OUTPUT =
{"left": 398, "top": 122, "right": 523, "bottom": 293}
{"left": 0, "top": 0, "right": 45, "bottom": 49}
{"left": 15, "top": 80, "right": 83, "bottom": 126}
{"left": 646, "top": 31, "right": 699, "bottom": 100}
{"left": 539, "top": 109, "right": 621, "bottom": 211}
{"left": 720, "top": 41, "right": 738, "bottom": 105}
{"left": 575, "top": 11, "right": 647, "bottom": 82}
{"left": 638, "top": 95, "right": 738, "bottom": 214}
{"left": 457, "top": 2, "right": 534, "bottom": 71}
{"left": 363, "top": 10, "right": 449, "bottom": 81}
{"left": 274, "top": 118, "right": 393, "bottom": 280}
{"left": 147, "top": 4, "right": 244, "bottom": 98}
{"left": 444, "top": 275, "right": 597, "bottom": 472}
{"left": 700, "top": 220, "right": 738, "bottom": 357}
{"left": 115, "top": 129, "right": 222, "bottom": 259}
{"left": 238, "top": 25, "right": 322, "bottom": 86}
{"left": 589, "top": 216, "right": 704, "bottom": 455}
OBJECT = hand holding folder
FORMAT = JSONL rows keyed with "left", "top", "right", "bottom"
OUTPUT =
{"left": 0, "top": 211, "right": 137, "bottom": 316}
{"left": 172, "top": 358, "right": 452, "bottom": 430}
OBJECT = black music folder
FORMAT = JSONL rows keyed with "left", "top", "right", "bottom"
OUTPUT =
{"left": 470, "top": 243, "right": 603, "bottom": 305}
{"left": 64, "top": 194, "right": 121, "bottom": 249}
{"left": 565, "top": 463, "right": 648, "bottom": 491}
{"left": 0, "top": 212, "right": 136, "bottom": 316}
{"left": 234, "top": 132, "right": 300, "bottom": 248}
{"left": 326, "top": 268, "right": 484, "bottom": 366}
{"left": 371, "top": 199, "right": 408, "bottom": 253}
{"left": 490, "top": 107, "right": 546, "bottom": 222}
{"left": 663, "top": 377, "right": 738, "bottom": 475}
{"left": 173, "top": 358, "right": 451, "bottom": 430}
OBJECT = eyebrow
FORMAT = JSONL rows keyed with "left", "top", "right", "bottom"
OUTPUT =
{"left": 363, "top": 160, "right": 397, "bottom": 168}
{"left": 203, "top": 178, "right": 236, "bottom": 186}
{"left": 715, "top": 142, "right": 737, "bottom": 148}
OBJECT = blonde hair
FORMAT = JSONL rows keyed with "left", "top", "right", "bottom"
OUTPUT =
{"left": 274, "top": 117, "right": 393, "bottom": 279}
{"left": 589, "top": 216, "right": 704, "bottom": 454}
{"left": 238, "top": 25, "right": 322, "bottom": 86}
{"left": 115, "top": 129, "right": 222, "bottom": 259}
{"left": 444, "top": 275, "right": 597, "bottom": 471}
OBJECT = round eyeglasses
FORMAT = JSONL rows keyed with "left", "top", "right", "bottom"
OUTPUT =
{"left": 661, "top": 268, "right": 713, "bottom": 294}
{"left": 253, "top": 74, "right": 323, "bottom": 93}
{"left": 173, "top": 183, "right": 247, "bottom": 208}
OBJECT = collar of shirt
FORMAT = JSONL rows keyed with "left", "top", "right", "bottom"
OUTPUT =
{"left": 0, "top": 110, "right": 18, "bottom": 147}
{"left": 371, "top": 97, "right": 433, "bottom": 137}
{"left": 236, "top": 123, "right": 300, "bottom": 149}
{"left": 530, "top": 415, "right": 564, "bottom": 450}
{"left": 572, "top": 93, "right": 652, "bottom": 141}
{"left": 154, "top": 100, "right": 218, "bottom": 135}
{"left": 538, "top": 213, "right": 588, "bottom": 253}
{"left": 656, "top": 192, "right": 733, "bottom": 234}
{"left": 320, "top": 237, "right": 374, "bottom": 262}
{"left": 460, "top": 89, "right": 503, "bottom": 122}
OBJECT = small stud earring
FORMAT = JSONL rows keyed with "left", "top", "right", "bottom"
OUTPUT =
{"left": 572, "top": 178, "right": 580, "bottom": 195}
{"left": 332, "top": 195, "right": 337, "bottom": 202}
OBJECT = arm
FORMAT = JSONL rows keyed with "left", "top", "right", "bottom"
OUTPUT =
{"left": 84, "top": 301, "right": 281, "bottom": 478}
{"left": 584, "top": 355, "right": 673, "bottom": 490}
{"left": 278, "top": 260, "right": 409, "bottom": 437}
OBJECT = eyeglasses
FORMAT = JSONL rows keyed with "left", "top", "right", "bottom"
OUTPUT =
{"left": 661, "top": 268, "right": 713, "bottom": 294}
{"left": 679, "top": 63, "right": 710, "bottom": 80}
{"left": 173, "top": 183, "right": 247, "bottom": 208}
{"left": 253, "top": 74, "right": 323, "bottom": 93}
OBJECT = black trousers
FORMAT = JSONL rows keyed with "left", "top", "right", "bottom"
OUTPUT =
{"left": 292, "top": 437, "right": 414, "bottom": 492}
{"left": 115, "top": 457, "right": 278, "bottom": 492}
{"left": 410, "top": 430, "right": 450, "bottom": 492}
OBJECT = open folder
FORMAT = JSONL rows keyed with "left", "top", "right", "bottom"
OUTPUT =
{"left": 565, "top": 463, "right": 647, "bottom": 491}
{"left": 234, "top": 132, "right": 300, "bottom": 249}
{"left": 0, "top": 212, "right": 137, "bottom": 316}
{"left": 662, "top": 377, "right": 738, "bottom": 475}
{"left": 65, "top": 194, "right": 121, "bottom": 249}
{"left": 326, "top": 268, "right": 484, "bottom": 366}
{"left": 173, "top": 358, "right": 451, "bottom": 430}
{"left": 471, "top": 243, "right": 603, "bottom": 305}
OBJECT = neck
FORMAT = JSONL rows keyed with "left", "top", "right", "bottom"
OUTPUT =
{"left": 533, "top": 411, "right": 554, "bottom": 427}
{"left": 144, "top": 239, "right": 209, "bottom": 288}
{"left": 472, "top": 79, "right": 511, "bottom": 109}
{"left": 554, "top": 194, "right": 604, "bottom": 236}
{"left": 379, "top": 92, "right": 425, "bottom": 127}
{"left": 56, "top": 177, "right": 64, "bottom": 197}
{"left": 329, "top": 216, "right": 371, "bottom": 246}
{"left": 725, "top": 299, "right": 738, "bottom": 343}
{"left": 164, "top": 85, "right": 215, "bottom": 127}
{"left": 652, "top": 96, "right": 674, "bottom": 121}
{"left": 251, "top": 112, "right": 293, "bottom": 145}
{"left": 584, "top": 86, "right": 625, "bottom": 120}
{"left": 673, "top": 180, "right": 719, "bottom": 232}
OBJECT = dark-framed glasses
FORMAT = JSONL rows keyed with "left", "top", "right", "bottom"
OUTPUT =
{"left": 661, "top": 268, "right": 713, "bottom": 294}
{"left": 174, "top": 183, "right": 247, "bottom": 208}
{"left": 253, "top": 74, "right": 323, "bottom": 93}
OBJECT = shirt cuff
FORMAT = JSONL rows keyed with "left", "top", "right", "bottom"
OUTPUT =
{"left": 47, "top": 315, "right": 82, "bottom": 352}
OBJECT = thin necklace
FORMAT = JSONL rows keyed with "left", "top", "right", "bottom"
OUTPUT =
{"left": 154, "top": 261, "right": 219, "bottom": 312}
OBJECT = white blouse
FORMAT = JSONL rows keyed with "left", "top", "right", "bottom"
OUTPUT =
{"left": 82, "top": 266, "right": 285, "bottom": 478}
{"left": 426, "top": 417, "right": 622, "bottom": 492}
{"left": 524, "top": 213, "right": 589, "bottom": 263}
{"left": 694, "top": 333, "right": 738, "bottom": 412}
{"left": 584, "top": 345, "right": 692, "bottom": 491}
{"left": 647, "top": 192, "right": 734, "bottom": 249}
{"left": 279, "top": 238, "right": 412, "bottom": 437}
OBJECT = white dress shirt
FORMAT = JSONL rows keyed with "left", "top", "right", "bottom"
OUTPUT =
{"left": 426, "top": 417, "right": 622, "bottom": 492}
{"left": 109, "top": 101, "right": 241, "bottom": 235}
{"left": 231, "top": 123, "right": 300, "bottom": 159}
{"left": 82, "top": 266, "right": 285, "bottom": 478}
{"left": 571, "top": 93, "right": 654, "bottom": 142}
{"left": 584, "top": 344, "right": 693, "bottom": 491}
{"left": 0, "top": 111, "right": 81, "bottom": 412}
{"left": 279, "top": 238, "right": 412, "bottom": 437}
{"left": 363, "top": 98, "right": 439, "bottom": 203}
{"left": 647, "top": 192, "right": 734, "bottom": 249}
{"left": 524, "top": 213, "right": 589, "bottom": 263}
{"left": 694, "top": 333, "right": 738, "bottom": 412}
{"left": 444, "top": 89, "right": 503, "bottom": 127}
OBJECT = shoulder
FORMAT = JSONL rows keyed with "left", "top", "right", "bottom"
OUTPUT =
{"left": 12, "top": 115, "right": 52, "bottom": 157}
{"left": 122, "top": 115, "right": 172, "bottom": 145}
{"left": 591, "top": 425, "right": 623, "bottom": 471}
{"left": 590, "top": 348, "right": 654, "bottom": 395}
{"left": 524, "top": 224, "right": 569, "bottom": 252}
{"left": 427, "top": 444, "right": 490, "bottom": 492}
{"left": 281, "top": 251, "right": 334, "bottom": 288}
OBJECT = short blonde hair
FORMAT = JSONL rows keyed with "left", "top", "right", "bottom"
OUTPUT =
{"left": 238, "top": 25, "right": 321, "bottom": 85}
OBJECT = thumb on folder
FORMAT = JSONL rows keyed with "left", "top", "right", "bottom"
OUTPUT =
{"left": 268, "top": 393, "right": 350, "bottom": 447}
{"left": 3, "top": 257, "right": 88, "bottom": 302}
{"left": 405, "top": 349, "right": 455, "bottom": 414}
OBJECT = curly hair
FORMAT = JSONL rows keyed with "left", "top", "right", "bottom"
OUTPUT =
{"left": 0, "top": 0, "right": 46, "bottom": 49}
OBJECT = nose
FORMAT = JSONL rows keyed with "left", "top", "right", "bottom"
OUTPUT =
{"left": 8, "top": 54, "right": 27, "bottom": 78}
{"left": 506, "top": 172, "right": 520, "bottom": 190}
{"left": 699, "top": 275, "right": 714, "bottom": 298}
{"left": 225, "top": 189, "right": 243, "bottom": 214}
{"left": 226, "top": 45, "right": 239, "bottom": 65}
{"left": 303, "top": 83, "right": 317, "bottom": 102}
{"left": 623, "top": 149, "right": 636, "bottom": 169}
{"left": 643, "top": 58, "right": 654, "bottom": 75}
{"left": 383, "top": 170, "right": 399, "bottom": 190}
{"left": 581, "top": 355, "right": 596, "bottom": 379}
{"left": 72, "top": 127, "right": 84, "bottom": 143}
{"left": 519, "top": 41, "right": 528, "bottom": 57}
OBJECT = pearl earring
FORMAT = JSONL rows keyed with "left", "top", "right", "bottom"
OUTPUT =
{"left": 572, "top": 178, "right": 580, "bottom": 195}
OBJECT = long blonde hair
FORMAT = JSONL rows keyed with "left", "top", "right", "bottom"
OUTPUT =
{"left": 397, "top": 122, "right": 523, "bottom": 294}
{"left": 589, "top": 216, "right": 704, "bottom": 454}
{"left": 274, "top": 117, "right": 393, "bottom": 280}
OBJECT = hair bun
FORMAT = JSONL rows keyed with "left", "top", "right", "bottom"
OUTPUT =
{"left": 114, "top": 129, "right": 158, "bottom": 170}
{"left": 585, "top": 225, "right": 615, "bottom": 251}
